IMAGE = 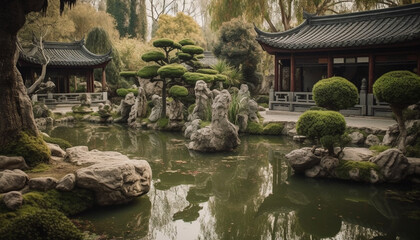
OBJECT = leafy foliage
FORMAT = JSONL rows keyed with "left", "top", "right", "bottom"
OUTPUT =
{"left": 169, "top": 85, "right": 189, "bottom": 98}
{"left": 116, "top": 88, "right": 139, "bottom": 97}
{"left": 182, "top": 72, "right": 215, "bottom": 85}
{"left": 313, "top": 76, "right": 359, "bottom": 111}
{"left": 262, "top": 123, "right": 284, "bottom": 135}
{"left": 297, "top": 110, "right": 346, "bottom": 140}
{"left": 137, "top": 65, "right": 160, "bottom": 78}
{"left": 142, "top": 51, "right": 166, "bottom": 62}
{"left": 197, "top": 69, "right": 218, "bottom": 75}
{"left": 157, "top": 64, "right": 187, "bottom": 79}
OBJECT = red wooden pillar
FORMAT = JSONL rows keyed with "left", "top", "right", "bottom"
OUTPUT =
{"left": 101, "top": 67, "right": 107, "bottom": 92}
{"left": 274, "top": 55, "right": 279, "bottom": 91}
{"left": 368, "top": 54, "right": 375, "bottom": 93}
{"left": 327, "top": 55, "right": 333, "bottom": 78}
{"left": 290, "top": 53, "right": 295, "bottom": 92}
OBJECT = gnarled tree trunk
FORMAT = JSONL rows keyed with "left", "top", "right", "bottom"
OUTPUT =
{"left": 391, "top": 105, "right": 407, "bottom": 153}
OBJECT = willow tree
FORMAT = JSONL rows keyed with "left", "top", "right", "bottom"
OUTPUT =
{"left": 0, "top": 1, "right": 75, "bottom": 155}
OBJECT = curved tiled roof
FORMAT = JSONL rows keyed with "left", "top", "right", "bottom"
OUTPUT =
{"left": 255, "top": 3, "right": 420, "bottom": 50}
{"left": 19, "top": 40, "right": 112, "bottom": 67}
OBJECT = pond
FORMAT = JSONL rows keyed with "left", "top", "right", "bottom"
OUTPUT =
{"left": 47, "top": 123, "right": 420, "bottom": 240}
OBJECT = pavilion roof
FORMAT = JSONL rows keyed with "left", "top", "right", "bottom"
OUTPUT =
{"left": 19, "top": 39, "right": 112, "bottom": 68}
{"left": 255, "top": 3, "right": 420, "bottom": 51}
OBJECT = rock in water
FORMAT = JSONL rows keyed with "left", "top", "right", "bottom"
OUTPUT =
{"left": 370, "top": 148, "right": 409, "bottom": 182}
{"left": 76, "top": 160, "right": 152, "bottom": 206}
{"left": 188, "top": 90, "right": 240, "bottom": 152}
{"left": 285, "top": 147, "right": 321, "bottom": 172}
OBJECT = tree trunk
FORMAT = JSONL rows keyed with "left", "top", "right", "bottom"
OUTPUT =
{"left": 391, "top": 105, "right": 407, "bottom": 153}
{"left": 161, "top": 79, "right": 167, "bottom": 118}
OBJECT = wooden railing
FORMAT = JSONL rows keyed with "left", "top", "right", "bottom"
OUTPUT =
{"left": 32, "top": 92, "right": 108, "bottom": 105}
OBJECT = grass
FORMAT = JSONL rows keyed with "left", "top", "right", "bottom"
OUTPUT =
{"left": 27, "top": 163, "right": 50, "bottom": 173}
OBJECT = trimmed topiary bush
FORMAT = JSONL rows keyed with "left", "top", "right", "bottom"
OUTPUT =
{"left": 177, "top": 52, "right": 193, "bottom": 61}
{"left": 141, "top": 51, "right": 165, "bottom": 62}
{"left": 116, "top": 88, "right": 138, "bottom": 97}
{"left": 157, "top": 64, "right": 187, "bottom": 79}
{"left": 179, "top": 38, "right": 195, "bottom": 46}
{"left": 313, "top": 76, "right": 358, "bottom": 111}
{"left": 182, "top": 72, "right": 215, "bottom": 85}
{"left": 197, "top": 69, "right": 218, "bottom": 75}
{"left": 42, "top": 135, "right": 72, "bottom": 149}
{"left": 119, "top": 71, "right": 137, "bottom": 78}
{"left": 153, "top": 38, "right": 174, "bottom": 48}
{"left": 262, "top": 123, "right": 284, "bottom": 135}
{"left": 297, "top": 110, "right": 346, "bottom": 140}
{"left": 181, "top": 45, "right": 204, "bottom": 55}
{"left": 137, "top": 65, "right": 160, "bottom": 78}
{"left": 169, "top": 85, "right": 188, "bottom": 99}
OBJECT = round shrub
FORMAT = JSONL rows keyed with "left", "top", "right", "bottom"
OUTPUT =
{"left": 197, "top": 69, "right": 218, "bottom": 75}
{"left": 178, "top": 52, "right": 193, "bottom": 61}
{"left": 181, "top": 45, "right": 204, "bottom": 55}
{"left": 373, "top": 70, "right": 420, "bottom": 107}
{"left": 137, "top": 65, "right": 160, "bottom": 78}
{"left": 173, "top": 42, "right": 182, "bottom": 49}
{"left": 313, "top": 76, "right": 358, "bottom": 111}
{"left": 179, "top": 38, "right": 195, "bottom": 46}
{"left": 296, "top": 110, "right": 346, "bottom": 140}
{"left": 153, "top": 38, "right": 174, "bottom": 48}
{"left": 0, "top": 209, "right": 83, "bottom": 240}
{"left": 169, "top": 85, "right": 188, "bottom": 98}
{"left": 157, "top": 64, "right": 187, "bottom": 79}
{"left": 141, "top": 51, "right": 165, "bottom": 62}
{"left": 182, "top": 72, "right": 215, "bottom": 85}
{"left": 116, "top": 88, "right": 138, "bottom": 97}
{"left": 119, "top": 71, "right": 137, "bottom": 78}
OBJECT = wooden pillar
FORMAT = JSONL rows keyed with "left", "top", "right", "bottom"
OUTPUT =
{"left": 101, "top": 67, "right": 107, "bottom": 92}
{"left": 327, "top": 55, "right": 333, "bottom": 78}
{"left": 274, "top": 55, "right": 279, "bottom": 92}
{"left": 290, "top": 54, "right": 295, "bottom": 92}
{"left": 368, "top": 54, "right": 375, "bottom": 93}
{"left": 86, "top": 71, "right": 91, "bottom": 92}
{"left": 417, "top": 54, "right": 420, "bottom": 76}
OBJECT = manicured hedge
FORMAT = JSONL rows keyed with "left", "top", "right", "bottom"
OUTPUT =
{"left": 153, "top": 38, "right": 174, "bottom": 48}
{"left": 313, "top": 76, "right": 358, "bottom": 111}
{"left": 116, "top": 88, "right": 138, "bottom": 97}
{"left": 119, "top": 71, "right": 137, "bottom": 78}
{"left": 181, "top": 45, "right": 204, "bottom": 55}
{"left": 141, "top": 51, "right": 165, "bottom": 62}
{"left": 197, "top": 69, "right": 218, "bottom": 75}
{"left": 137, "top": 65, "right": 160, "bottom": 78}
{"left": 157, "top": 64, "right": 186, "bottom": 79}
{"left": 296, "top": 110, "right": 346, "bottom": 140}
{"left": 169, "top": 85, "right": 189, "bottom": 98}
{"left": 182, "top": 72, "right": 215, "bottom": 85}
{"left": 177, "top": 52, "right": 193, "bottom": 61}
{"left": 179, "top": 39, "right": 195, "bottom": 46}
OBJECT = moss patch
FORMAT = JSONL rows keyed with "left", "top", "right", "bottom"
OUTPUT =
{"left": 369, "top": 145, "right": 391, "bottom": 153}
{"left": 334, "top": 160, "right": 381, "bottom": 182}
{"left": 200, "top": 121, "right": 211, "bottom": 128}
{"left": 27, "top": 163, "right": 50, "bottom": 173}
{"left": 0, "top": 132, "right": 50, "bottom": 167}
{"left": 157, "top": 118, "right": 169, "bottom": 129}
{"left": 245, "top": 122, "right": 264, "bottom": 134}
{"left": 188, "top": 104, "right": 196, "bottom": 114}
{"left": 262, "top": 123, "right": 284, "bottom": 135}
{"left": 42, "top": 135, "right": 72, "bottom": 149}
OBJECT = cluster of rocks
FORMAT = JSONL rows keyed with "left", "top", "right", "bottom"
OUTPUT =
{"left": 0, "top": 145, "right": 152, "bottom": 209}
{"left": 285, "top": 147, "right": 420, "bottom": 183}
{"left": 236, "top": 84, "right": 259, "bottom": 132}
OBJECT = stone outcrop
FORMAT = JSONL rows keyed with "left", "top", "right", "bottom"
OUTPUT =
{"left": 236, "top": 84, "right": 259, "bottom": 131}
{"left": 97, "top": 103, "right": 113, "bottom": 121}
{"left": 56, "top": 173, "right": 76, "bottom": 192}
{"left": 168, "top": 99, "right": 184, "bottom": 121}
{"left": 0, "top": 156, "right": 28, "bottom": 170}
{"left": 28, "top": 177, "right": 58, "bottom": 191}
{"left": 3, "top": 191, "right": 23, "bottom": 210}
{"left": 35, "top": 80, "right": 55, "bottom": 94}
{"left": 339, "top": 147, "right": 373, "bottom": 161}
{"left": 370, "top": 149, "right": 409, "bottom": 182}
{"left": 138, "top": 77, "right": 162, "bottom": 99}
{"left": 115, "top": 92, "right": 136, "bottom": 123}
{"left": 188, "top": 90, "right": 240, "bottom": 152}
{"left": 148, "top": 94, "right": 163, "bottom": 122}
{"left": 285, "top": 147, "right": 321, "bottom": 172}
{"left": 66, "top": 146, "right": 130, "bottom": 165}
{"left": 189, "top": 80, "right": 212, "bottom": 121}
{"left": 184, "top": 119, "right": 201, "bottom": 139}
{"left": 365, "top": 134, "right": 381, "bottom": 146}
{"left": 349, "top": 131, "right": 364, "bottom": 145}
{"left": 76, "top": 159, "right": 152, "bottom": 205}
{"left": 128, "top": 87, "right": 148, "bottom": 127}
{"left": 46, "top": 143, "right": 66, "bottom": 158}
{"left": 0, "top": 170, "right": 29, "bottom": 193}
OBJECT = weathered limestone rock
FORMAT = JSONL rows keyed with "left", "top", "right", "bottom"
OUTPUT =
{"left": 32, "top": 102, "right": 50, "bottom": 118}
{"left": 0, "top": 156, "right": 28, "bottom": 170}
{"left": 320, "top": 155, "right": 339, "bottom": 171}
{"left": 66, "top": 146, "right": 130, "bottom": 165}
{"left": 365, "top": 134, "right": 381, "bottom": 146}
{"left": 305, "top": 165, "right": 326, "bottom": 178}
{"left": 190, "top": 80, "right": 212, "bottom": 121}
{"left": 339, "top": 147, "right": 374, "bottom": 161}
{"left": 136, "top": 87, "right": 148, "bottom": 118}
{"left": 56, "top": 173, "right": 76, "bottom": 191}
{"left": 138, "top": 77, "right": 162, "bottom": 99}
{"left": 3, "top": 191, "right": 23, "bottom": 210}
{"left": 282, "top": 122, "right": 297, "bottom": 137}
{"left": 370, "top": 149, "right": 409, "bottom": 182}
{"left": 188, "top": 90, "right": 240, "bottom": 152}
{"left": 97, "top": 103, "right": 112, "bottom": 120}
{"left": 236, "top": 84, "right": 259, "bottom": 131}
{"left": 168, "top": 99, "right": 184, "bottom": 121}
{"left": 349, "top": 131, "right": 365, "bottom": 145}
{"left": 46, "top": 143, "right": 66, "bottom": 158}
{"left": 148, "top": 94, "right": 163, "bottom": 122}
{"left": 184, "top": 119, "right": 201, "bottom": 139}
{"left": 285, "top": 147, "right": 321, "bottom": 172}
{"left": 76, "top": 159, "right": 152, "bottom": 206}
{"left": 115, "top": 92, "right": 136, "bottom": 123}
{"left": 94, "top": 81, "right": 103, "bottom": 92}
{"left": 35, "top": 80, "right": 55, "bottom": 94}
{"left": 0, "top": 170, "right": 28, "bottom": 193}
{"left": 28, "top": 177, "right": 58, "bottom": 191}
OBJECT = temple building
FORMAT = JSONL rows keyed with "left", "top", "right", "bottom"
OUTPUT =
{"left": 256, "top": 3, "right": 420, "bottom": 116}
{"left": 18, "top": 39, "right": 111, "bottom": 106}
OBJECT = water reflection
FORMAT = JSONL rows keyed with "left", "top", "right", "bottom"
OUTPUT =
{"left": 48, "top": 123, "right": 420, "bottom": 240}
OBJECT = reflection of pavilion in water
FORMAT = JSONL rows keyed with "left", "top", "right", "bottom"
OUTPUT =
{"left": 262, "top": 149, "right": 420, "bottom": 240}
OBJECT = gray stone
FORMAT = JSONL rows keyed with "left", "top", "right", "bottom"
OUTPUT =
{"left": 76, "top": 159, "right": 152, "bottom": 206}
{"left": 3, "top": 191, "right": 23, "bottom": 210}
{"left": 28, "top": 177, "right": 58, "bottom": 191}
{"left": 365, "top": 134, "right": 381, "bottom": 146}
{"left": 138, "top": 77, "right": 162, "bottom": 99}
{"left": 184, "top": 119, "right": 201, "bottom": 139}
{"left": 188, "top": 90, "right": 240, "bottom": 152}
{"left": 293, "top": 135, "right": 306, "bottom": 143}
{"left": 0, "top": 156, "right": 28, "bottom": 170}
{"left": 236, "top": 84, "right": 259, "bottom": 130}
{"left": 339, "top": 147, "right": 374, "bottom": 161}
{"left": 189, "top": 80, "right": 212, "bottom": 121}
{"left": 115, "top": 92, "right": 136, "bottom": 123}
{"left": 97, "top": 103, "right": 112, "bottom": 119}
{"left": 382, "top": 124, "right": 399, "bottom": 146}
{"left": 349, "top": 131, "right": 365, "bottom": 145}
{"left": 46, "top": 143, "right": 66, "bottom": 158}
{"left": 305, "top": 165, "right": 325, "bottom": 178}
{"left": 285, "top": 148, "right": 321, "bottom": 172}
{"left": 320, "top": 156, "right": 339, "bottom": 171}
{"left": 136, "top": 87, "right": 148, "bottom": 118}
{"left": 148, "top": 94, "right": 163, "bottom": 122}
{"left": 35, "top": 80, "right": 55, "bottom": 94}
{"left": 168, "top": 99, "right": 184, "bottom": 121}
{"left": 0, "top": 170, "right": 28, "bottom": 193}
{"left": 66, "top": 146, "right": 130, "bottom": 165}
{"left": 370, "top": 149, "right": 409, "bottom": 182}
{"left": 56, "top": 173, "right": 76, "bottom": 191}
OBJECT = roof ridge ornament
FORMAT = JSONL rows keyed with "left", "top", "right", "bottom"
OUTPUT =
{"left": 303, "top": 11, "right": 316, "bottom": 20}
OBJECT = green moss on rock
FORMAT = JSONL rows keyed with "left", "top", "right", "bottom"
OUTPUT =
{"left": 369, "top": 145, "right": 391, "bottom": 153}
{"left": 141, "top": 51, "right": 165, "bottom": 62}
{"left": 0, "top": 132, "right": 50, "bottom": 167}
{"left": 262, "top": 123, "right": 284, "bottom": 135}
{"left": 245, "top": 122, "right": 264, "bottom": 134}
{"left": 169, "top": 85, "right": 189, "bottom": 99}
{"left": 188, "top": 104, "right": 196, "bottom": 114}
{"left": 137, "top": 65, "right": 160, "bottom": 78}
{"left": 157, "top": 117, "right": 169, "bottom": 129}
{"left": 157, "top": 64, "right": 187, "bottom": 79}
{"left": 119, "top": 71, "right": 137, "bottom": 78}
{"left": 334, "top": 160, "right": 381, "bottom": 182}
{"left": 42, "top": 135, "right": 72, "bottom": 149}
{"left": 116, "top": 88, "right": 138, "bottom": 97}
{"left": 200, "top": 121, "right": 211, "bottom": 128}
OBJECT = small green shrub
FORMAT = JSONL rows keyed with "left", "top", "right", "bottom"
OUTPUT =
{"left": 308, "top": 106, "right": 327, "bottom": 111}
{"left": 406, "top": 138, "right": 420, "bottom": 157}
{"left": 42, "top": 135, "right": 72, "bottom": 149}
{"left": 157, "top": 117, "right": 169, "bottom": 128}
{"left": 169, "top": 85, "right": 188, "bottom": 99}
{"left": 197, "top": 69, "right": 218, "bottom": 75}
{"left": 153, "top": 38, "right": 174, "bottom": 48}
{"left": 179, "top": 39, "right": 195, "bottom": 46}
{"left": 256, "top": 95, "right": 269, "bottom": 104}
{"left": 369, "top": 145, "right": 391, "bottom": 153}
{"left": 245, "top": 122, "right": 264, "bottom": 134}
{"left": 0, "top": 209, "right": 83, "bottom": 240}
{"left": 181, "top": 45, "right": 204, "bottom": 55}
{"left": 313, "top": 76, "right": 359, "bottom": 111}
{"left": 228, "top": 92, "right": 239, "bottom": 124}
{"left": 182, "top": 72, "right": 215, "bottom": 85}
{"left": 119, "top": 71, "right": 137, "bottom": 78}
{"left": 137, "top": 65, "right": 160, "bottom": 78}
{"left": 262, "top": 123, "right": 284, "bottom": 135}
{"left": 177, "top": 52, "right": 193, "bottom": 61}
{"left": 157, "top": 64, "right": 187, "bottom": 79}
{"left": 116, "top": 88, "right": 138, "bottom": 97}
{"left": 0, "top": 132, "right": 50, "bottom": 167}
{"left": 297, "top": 110, "right": 346, "bottom": 140}
{"left": 141, "top": 51, "right": 165, "bottom": 62}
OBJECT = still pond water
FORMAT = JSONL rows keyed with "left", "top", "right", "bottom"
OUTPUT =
{"left": 48, "top": 123, "right": 420, "bottom": 240}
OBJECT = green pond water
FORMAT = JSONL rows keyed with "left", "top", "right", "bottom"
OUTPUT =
{"left": 48, "top": 123, "right": 420, "bottom": 240}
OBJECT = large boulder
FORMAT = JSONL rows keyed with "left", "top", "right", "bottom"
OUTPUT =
{"left": 28, "top": 177, "right": 58, "bottom": 191}
{"left": 0, "top": 156, "right": 28, "bottom": 170}
{"left": 2, "top": 191, "right": 23, "bottom": 210}
{"left": 46, "top": 143, "right": 66, "bottom": 158}
{"left": 188, "top": 90, "right": 240, "bottom": 152}
{"left": 115, "top": 92, "right": 136, "bottom": 123}
{"left": 236, "top": 84, "right": 259, "bottom": 131}
{"left": 0, "top": 170, "right": 28, "bottom": 193}
{"left": 76, "top": 159, "right": 152, "bottom": 206}
{"left": 365, "top": 134, "right": 381, "bottom": 146}
{"left": 184, "top": 119, "right": 201, "bottom": 139}
{"left": 167, "top": 99, "right": 184, "bottom": 121}
{"left": 66, "top": 146, "right": 130, "bottom": 165}
{"left": 348, "top": 131, "right": 365, "bottom": 145}
{"left": 56, "top": 173, "right": 76, "bottom": 192}
{"left": 370, "top": 149, "right": 409, "bottom": 182}
{"left": 285, "top": 147, "right": 321, "bottom": 172}
{"left": 339, "top": 147, "right": 374, "bottom": 161}
{"left": 148, "top": 94, "right": 163, "bottom": 122}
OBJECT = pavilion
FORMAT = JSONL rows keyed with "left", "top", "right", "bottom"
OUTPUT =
{"left": 255, "top": 3, "right": 420, "bottom": 116}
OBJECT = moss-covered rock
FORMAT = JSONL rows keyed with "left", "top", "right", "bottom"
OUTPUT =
{"left": 333, "top": 160, "right": 382, "bottom": 183}
{"left": 153, "top": 38, "right": 174, "bottom": 48}
{"left": 179, "top": 38, "right": 195, "bottom": 46}
{"left": 262, "top": 123, "right": 284, "bottom": 135}
{"left": 116, "top": 88, "right": 139, "bottom": 97}
{"left": 32, "top": 102, "right": 51, "bottom": 119}
{"left": 42, "top": 135, "right": 72, "bottom": 150}
{"left": 157, "top": 64, "right": 187, "bottom": 79}
{"left": 369, "top": 145, "right": 391, "bottom": 153}
{"left": 137, "top": 65, "right": 160, "bottom": 79}
{"left": 197, "top": 69, "right": 218, "bottom": 75}
{"left": 188, "top": 104, "right": 196, "bottom": 114}
{"left": 157, "top": 117, "right": 169, "bottom": 129}
{"left": 181, "top": 45, "right": 204, "bottom": 55}
{"left": 141, "top": 51, "right": 165, "bottom": 62}
{"left": 182, "top": 72, "right": 214, "bottom": 85}
{"left": 169, "top": 85, "right": 188, "bottom": 99}
{"left": 245, "top": 122, "right": 264, "bottom": 134}
{"left": 313, "top": 76, "right": 359, "bottom": 111}
{"left": 0, "top": 132, "right": 50, "bottom": 167}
